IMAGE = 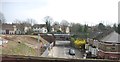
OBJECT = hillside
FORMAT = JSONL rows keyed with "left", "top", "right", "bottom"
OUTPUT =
{"left": 0, "top": 35, "right": 49, "bottom": 56}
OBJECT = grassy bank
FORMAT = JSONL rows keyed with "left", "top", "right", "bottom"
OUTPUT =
{"left": 2, "top": 41, "right": 37, "bottom": 56}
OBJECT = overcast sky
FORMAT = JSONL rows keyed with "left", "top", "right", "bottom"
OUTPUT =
{"left": 0, "top": 0, "right": 120, "bottom": 26}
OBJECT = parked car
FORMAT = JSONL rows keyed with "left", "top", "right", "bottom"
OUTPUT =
{"left": 69, "top": 49, "right": 75, "bottom": 55}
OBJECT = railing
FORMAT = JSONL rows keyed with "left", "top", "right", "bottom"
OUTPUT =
{"left": 41, "top": 48, "right": 49, "bottom": 57}
{"left": 1, "top": 55, "right": 119, "bottom": 62}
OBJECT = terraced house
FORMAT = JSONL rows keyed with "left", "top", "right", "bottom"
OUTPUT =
{"left": 1, "top": 23, "right": 31, "bottom": 34}
{"left": 2, "top": 23, "right": 15, "bottom": 34}
{"left": 32, "top": 24, "right": 47, "bottom": 34}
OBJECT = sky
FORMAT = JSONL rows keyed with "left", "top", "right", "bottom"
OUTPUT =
{"left": 0, "top": 0, "right": 120, "bottom": 26}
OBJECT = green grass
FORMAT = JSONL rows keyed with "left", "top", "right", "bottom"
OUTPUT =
{"left": 1, "top": 35, "right": 48, "bottom": 56}
{"left": 2, "top": 41, "right": 37, "bottom": 56}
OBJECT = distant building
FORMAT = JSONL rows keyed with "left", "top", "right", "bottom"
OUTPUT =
{"left": 97, "top": 31, "right": 120, "bottom": 59}
{"left": 86, "top": 38, "right": 99, "bottom": 58}
{"left": 1, "top": 23, "right": 32, "bottom": 34}
{"left": 24, "top": 24, "right": 32, "bottom": 34}
{"left": 2, "top": 23, "right": 15, "bottom": 34}
{"left": 52, "top": 23, "right": 60, "bottom": 32}
{"left": 32, "top": 24, "right": 47, "bottom": 34}
{"left": 52, "top": 26, "right": 70, "bottom": 34}
{"left": 86, "top": 31, "right": 120, "bottom": 59}
{"left": 66, "top": 26, "right": 70, "bottom": 33}
{"left": 13, "top": 23, "right": 32, "bottom": 34}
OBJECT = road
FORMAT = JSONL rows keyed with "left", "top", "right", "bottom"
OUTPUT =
{"left": 48, "top": 41, "right": 83, "bottom": 59}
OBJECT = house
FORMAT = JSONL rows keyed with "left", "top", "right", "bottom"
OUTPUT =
{"left": 24, "top": 24, "right": 32, "bottom": 34}
{"left": 66, "top": 26, "right": 70, "bottom": 33}
{"left": 85, "top": 30, "right": 111, "bottom": 58}
{"left": 2, "top": 23, "right": 15, "bottom": 34}
{"left": 12, "top": 23, "right": 32, "bottom": 34}
{"left": 86, "top": 38, "right": 99, "bottom": 58}
{"left": 1, "top": 23, "right": 32, "bottom": 35}
{"left": 52, "top": 23, "right": 60, "bottom": 32}
{"left": 52, "top": 25, "right": 70, "bottom": 34}
{"left": 97, "top": 31, "right": 120, "bottom": 59}
{"left": 86, "top": 31, "right": 120, "bottom": 59}
{"left": 32, "top": 24, "right": 47, "bottom": 34}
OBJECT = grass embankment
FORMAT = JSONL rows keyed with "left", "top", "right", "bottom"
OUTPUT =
{"left": 0, "top": 35, "right": 49, "bottom": 56}
{"left": 31, "top": 36, "right": 49, "bottom": 44}
{"left": 2, "top": 41, "right": 37, "bottom": 56}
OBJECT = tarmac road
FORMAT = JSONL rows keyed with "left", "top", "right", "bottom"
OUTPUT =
{"left": 48, "top": 41, "right": 83, "bottom": 59}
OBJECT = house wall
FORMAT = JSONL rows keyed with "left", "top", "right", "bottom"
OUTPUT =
{"left": 98, "top": 42, "right": 105, "bottom": 51}
{"left": 59, "top": 27, "right": 62, "bottom": 32}
{"left": 98, "top": 50, "right": 120, "bottom": 59}
{"left": 88, "top": 39, "right": 94, "bottom": 45}
{"left": 13, "top": 25, "right": 17, "bottom": 32}
{"left": 33, "top": 27, "right": 47, "bottom": 33}
{"left": 2, "top": 30, "right": 6, "bottom": 34}
{"left": 33, "top": 28, "right": 41, "bottom": 32}
{"left": 97, "top": 50, "right": 105, "bottom": 58}
{"left": 91, "top": 47, "right": 97, "bottom": 56}
{"left": 98, "top": 42, "right": 120, "bottom": 59}
{"left": 93, "top": 40, "right": 99, "bottom": 48}
{"left": 66, "top": 27, "right": 70, "bottom": 33}
{"left": 2, "top": 30, "right": 15, "bottom": 34}
{"left": 9, "top": 31, "right": 15, "bottom": 34}
{"left": 24, "top": 27, "right": 31, "bottom": 33}
{"left": 98, "top": 43, "right": 120, "bottom": 52}
{"left": 105, "top": 53, "right": 120, "bottom": 59}
{"left": 87, "top": 38, "right": 98, "bottom": 56}
{"left": 85, "top": 44, "right": 89, "bottom": 50}
{"left": 24, "top": 27, "right": 28, "bottom": 33}
{"left": 87, "top": 45, "right": 98, "bottom": 57}
{"left": 51, "top": 28, "right": 55, "bottom": 32}
{"left": 42, "top": 27, "right": 47, "bottom": 33}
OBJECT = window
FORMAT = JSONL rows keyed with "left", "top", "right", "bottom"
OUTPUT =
{"left": 111, "top": 47, "right": 115, "bottom": 51}
{"left": 106, "top": 47, "right": 111, "bottom": 51}
{"left": 44, "top": 30, "right": 46, "bottom": 32}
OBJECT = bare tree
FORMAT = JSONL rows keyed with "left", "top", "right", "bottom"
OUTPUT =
{"left": 0, "top": 12, "right": 6, "bottom": 24}
{"left": 26, "top": 18, "right": 37, "bottom": 26}
{"left": 24, "top": 18, "right": 37, "bottom": 34}
{"left": 14, "top": 19, "right": 22, "bottom": 24}
{"left": 60, "top": 20, "right": 69, "bottom": 33}
{"left": 44, "top": 16, "right": 53, "bottom": 32}
{"left": 14, "top": 19, "right": 29, "bottom": 34}
{"left": 70, "top": 23, "right": 83, "bottom": 34}
{"left": 14, "top": 18, "right": 36, "bottom": 26}
{"left": 14, "top": 19, "right": 24, "bottom": 34}
{"left": 98, "top": 23, "right": 106, "bottom": 31}
{"left": 14, "top": 19, "right": 35, "bottom": 34}
{"left": 0, "top": 12, "right": 6, "bottom": 34}
{"left": 52, "top": 21, "right": 60, "bottom": 32}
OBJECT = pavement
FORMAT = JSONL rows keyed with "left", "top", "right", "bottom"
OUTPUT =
{"left": 48, "top": 40, "right": 83, "bottom": 59}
